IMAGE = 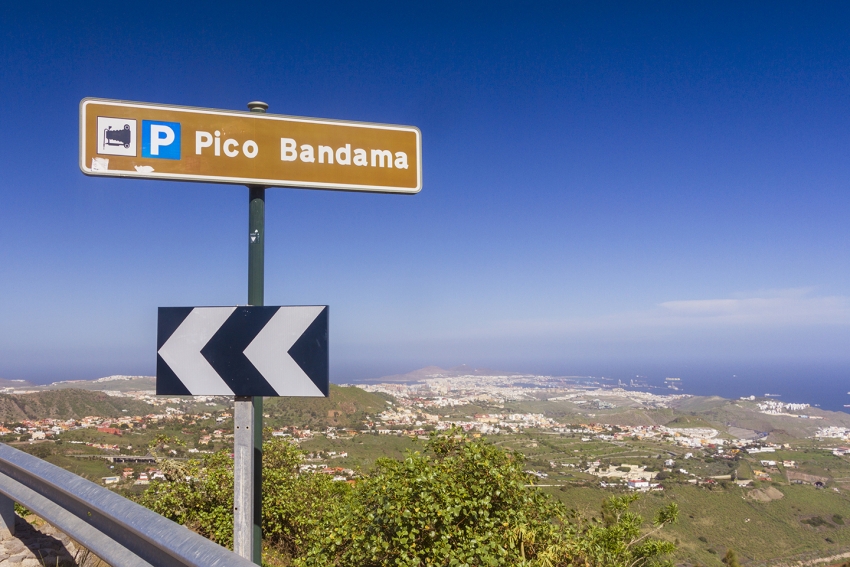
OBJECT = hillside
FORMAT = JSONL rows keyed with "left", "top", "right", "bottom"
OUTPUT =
{"left": 264, "top": 385, "right": 392, "bottom": 429}
{"left": 553, "top": 483, "right": 850, "bottom": 567}
{"left": 664, "top": 415, "right": 717, "bottom": 429}
{"left": 670, "top": 398, "right": 850, "bottom": 440}
{"left": 0, "top": 389, "right": 154, "bottom": 422}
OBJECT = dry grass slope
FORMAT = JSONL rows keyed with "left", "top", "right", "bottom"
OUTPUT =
{"left": 0, "top": 389, "right": 154, "bottom": 422}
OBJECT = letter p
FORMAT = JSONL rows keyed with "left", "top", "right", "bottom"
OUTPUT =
{"left": 142, "top": 120, "right": 181, "bottom": 160}
{"left": 150, "top": 125, "right": 175, "bottom": 155}
{"left": 196, "top": 131, "right": 213, "bottom": 155}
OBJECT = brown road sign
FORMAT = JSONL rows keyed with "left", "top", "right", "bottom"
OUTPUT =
{"left": 79, "top": 98, "right": 422, "bottom": 194}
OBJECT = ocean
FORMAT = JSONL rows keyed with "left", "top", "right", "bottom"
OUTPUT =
{"left": 600, "top": 362, "right": 850, "bottom": 413}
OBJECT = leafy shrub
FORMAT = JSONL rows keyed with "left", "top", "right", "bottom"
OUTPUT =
{"left": 832, "top": 514, "right": 844, "bottom": 525}
{"left": 722, "top": 549, "right": 741, "bottom": 567}
{"left": 140, "top": 431, "right": 679, "bottom": 567}
{"left": 300, "top": 432, "right": 679, "bottom": 567}
{"left": 299, "top": 432, "right": 559, "bottom": 565}
{"left": 138, "top": 438, "right": 347, "bottom": 555}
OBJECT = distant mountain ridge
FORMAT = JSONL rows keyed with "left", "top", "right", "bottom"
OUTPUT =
{"left": 45, "top": 376, "right": 156, "bottom": 392}
{"left": 0, "top": 375, "right": 156, "bottom": 393}
{"left": 356, "top": 365, "right": 527, "bottom": 384}
{"left": 0, "top": 378, "right": 37, "bottom": 389}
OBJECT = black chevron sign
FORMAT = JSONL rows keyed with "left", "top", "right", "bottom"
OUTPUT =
{"left": 156, "top": 306, "right": 329, "bottom": 396}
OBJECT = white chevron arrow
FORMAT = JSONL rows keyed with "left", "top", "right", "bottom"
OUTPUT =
{"left": 158, "top": 307, "right": 236, "bottom": 395}
{"left": 243, "top": 306, "right": 325, "bottom": 396}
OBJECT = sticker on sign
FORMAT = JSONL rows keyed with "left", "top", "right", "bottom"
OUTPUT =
{"left": 79, "top": 98, "right": 422, "bottom": 194}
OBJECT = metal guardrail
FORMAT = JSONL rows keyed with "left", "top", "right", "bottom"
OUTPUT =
{"left": 0, "top": 443, "right": 257, "bottom": 567}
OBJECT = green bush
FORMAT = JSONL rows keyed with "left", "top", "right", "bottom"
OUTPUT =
{"left": 139, "top": 438, "right": 347, "bottom": 555}
{"left": 140, "top": 432, "right": 679, "bottom": 567}
{"left": 299, "top": 432, "right": 559, "bottom": 566}
{"left": 722, "top": 549, "right": 741, "bottom": 567}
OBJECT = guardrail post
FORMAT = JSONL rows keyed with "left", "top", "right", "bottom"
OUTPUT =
{"left": 0, "top": 493, "right": 14, "bottom": 536}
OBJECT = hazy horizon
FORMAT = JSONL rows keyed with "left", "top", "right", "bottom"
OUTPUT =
{"left": 4, "top": 359, "right": 847, "bottom": 413}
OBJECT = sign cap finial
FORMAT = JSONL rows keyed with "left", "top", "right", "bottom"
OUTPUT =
{"left": 247, "top": 101, "right": 268, "bottom": 113}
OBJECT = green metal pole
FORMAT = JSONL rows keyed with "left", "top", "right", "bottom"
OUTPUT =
{"left": 248, "top": 185, "right": 265, "bottom": 307}
{"left": 248, "top": 183, "right": 264, "bottom": 564}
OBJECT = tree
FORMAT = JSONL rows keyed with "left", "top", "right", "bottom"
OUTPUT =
{"left": 146, "top": 434, "right": 184, "bottom": 458}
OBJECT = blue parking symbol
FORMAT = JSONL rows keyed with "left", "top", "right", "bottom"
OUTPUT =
{"left": 142, "top": 120, "right": 181, "bottom": 160}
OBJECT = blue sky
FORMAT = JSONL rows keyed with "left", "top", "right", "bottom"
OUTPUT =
{"left": 1, "top": 2, "right": 848, "bottom": 386}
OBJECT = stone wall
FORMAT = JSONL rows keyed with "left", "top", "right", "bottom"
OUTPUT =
{"left": 0, "top": 514, "right": 92, "bottom": 567}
